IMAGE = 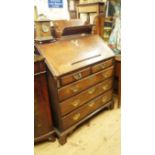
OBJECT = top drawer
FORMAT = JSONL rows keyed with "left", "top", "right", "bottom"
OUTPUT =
{"left": 60, "top": 67, "right": 91, "bottom": 86}
{"left": 58, "top": 65, "right": 114, "bottom": 101}
{"left": 92, "top": 59, "right": 113, "bottom": 73}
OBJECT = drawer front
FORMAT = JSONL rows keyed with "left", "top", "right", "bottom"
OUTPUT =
{"left": 60, "top": 67, "right": 91, "bottom": 86}
{"left": 92, "top": 59, "right": 113, "bottom": 73}
{"left": 60, "top": 78, "right": 113, "bottom": 116}
{"left": 58, "top": 66, "right": 114, "bottom": 101}
{"left": 61, "top": 90, "right": 113, "bottom": 130}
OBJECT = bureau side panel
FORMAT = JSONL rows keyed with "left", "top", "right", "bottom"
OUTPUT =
{"left": 47, "top": 68, "right": 63, "bottom": 130}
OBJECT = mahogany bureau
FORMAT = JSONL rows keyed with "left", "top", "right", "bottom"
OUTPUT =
{"left": 34, "top": 55, "right": 55, "bottom": 143}
{"left": 35, "top": 34, "right": 115, "bottom": 145}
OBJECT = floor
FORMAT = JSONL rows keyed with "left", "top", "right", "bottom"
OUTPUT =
{"left": 34, "top": 101, "right": 121, "bottom": 155}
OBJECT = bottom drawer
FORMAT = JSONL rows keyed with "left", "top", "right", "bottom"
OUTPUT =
{"left": 61, "top": 90, "right": 113, "bottom": 130}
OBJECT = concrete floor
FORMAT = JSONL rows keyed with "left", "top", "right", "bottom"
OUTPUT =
{"left": 34, "top": 103, "right": 120, "bottom": 155}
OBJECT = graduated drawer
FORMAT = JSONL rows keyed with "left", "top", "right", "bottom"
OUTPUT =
{"left": 92, "top": 59, "right": 113, "bottom": 73}
{"left": 61, "top": 90, "right": 113, "bottom": 130}
{"left": 60, "top": 78, "right": 113, "bottom": 116}
{"left": 58, "top": 66, "right": 114, "bottom": 101}
{"left": 60, "top": 67, "right": 91, "bottom": 86}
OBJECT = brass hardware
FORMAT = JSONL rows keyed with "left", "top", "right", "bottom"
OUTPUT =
{"left": 88, "top": 88, "right": 95, "bottom": 94}
{"left": 71, "top": 86, "right": 79, "bottom": 93}
{"left": 88, "top": 102, "right": 95, "bottom": 107}
{"left": 100, "top": 64, "right": 105, "bottom": 69}
{"left": 71, "top": 100, "right": 80, "bottom": 107}
{"left": 102, "top": 97, "right": 107, "bottom": 103}
{"left": 72, "top": 113, "right": 81, "bottom": 121}
{"left": 102, "top": 84, "right": 108, "bottom": 91}
{"left": 73, "top": 73, "right": 82, "bottom": 80}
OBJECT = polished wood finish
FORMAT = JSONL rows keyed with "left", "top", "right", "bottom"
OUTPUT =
{"left": 35, "top": 34, "right": 115, "bottom": 145}
{"left": 58, "top": 66, "right": 114, "bottom": 101}
{"left": 52, "top": 19, "right": 84, "bottom": 38}
{"left": 92, "top": 58, "right": 113, "bottom": 73}
{"left": 36, "top": 35, "right": 114, "bottom": 76}
{"left": 60, "top": 66, "right": 91, "bottom": 86}
{"left": 61, "top": 90, "right": 113, "bottom": 130}
{"left": 60, "top": 78, "right": 113, "bottom": 116}
{"left": 34, "top": 55, "right": 55, "bottom": 143}
{"left": 61, "top": 25, "right": 93, "bottom": 36}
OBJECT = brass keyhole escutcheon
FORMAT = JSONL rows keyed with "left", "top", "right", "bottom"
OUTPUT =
{"left": 73, "top": 73, "right": 82, "bottom": 80}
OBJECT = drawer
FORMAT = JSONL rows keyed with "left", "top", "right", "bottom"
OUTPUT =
{"left": 60, "top": 67, "right": 91, "bottom": 86}
{"left": 61, "top": 90, "right": 113, "bottom": 130}
{"left": 58, "top": 66, "right": 114, "bottom": 101}
{"left": 60, "top": 78, "right": 113, "bottom": 116}
{"left": 92, "top": 59, "right": 113, "bottom": 73}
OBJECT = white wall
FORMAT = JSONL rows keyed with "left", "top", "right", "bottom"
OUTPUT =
{"left": 34, "top": 0, "right": 69, "bottom": 20}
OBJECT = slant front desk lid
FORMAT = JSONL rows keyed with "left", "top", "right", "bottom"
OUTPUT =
{"left": 36, "top": 35, "right": 114, "bottom": 77}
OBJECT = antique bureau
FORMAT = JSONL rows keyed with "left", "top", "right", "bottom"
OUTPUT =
{"left": 34, "top": 55, "right": 55, "bottom": 143}
{"left": 35, "top": 34, "right": 115, "bottom": 144}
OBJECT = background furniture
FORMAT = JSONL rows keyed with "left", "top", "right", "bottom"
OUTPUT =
{"left": 35, "top": 34, "right": 115, "bottom": 145}
{"left": 34, "top": 55, "right": 55, "bottom": 143}
{"left": 67, "top": 0, "right": 80, "bottom": 19}
{"left": 114, "top": 54, "right": 121, "bottom": 107}
{"left": 93, "top": 13, "right": 104, "bottom": 37}
{"left": 77, "top": 2, "right": 105, "bottom": 36}
{"left": 103, "top": 16, "right": 114, "bottom": 41}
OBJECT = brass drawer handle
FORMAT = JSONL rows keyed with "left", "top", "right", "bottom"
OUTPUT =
{"left": 102, "top": 84, "right": 108, "bottom": 91}
{"left": 71, "top": 99, "right": 80, "bottom": 107}
{"left": 72, "top": 113, "right": 81, "bottom": 121}
{"left": 71, "top": 86, "right": 79, "bottom": 93}
{"left": 102, "top": 97, "right": 107, "bottom": 103}
{"left": 100, "top": 64, "right": 105, "bottom": 69}
{"left": 73, "top": 73, "right": 82, "bottom": 80}
{"left": 88, "top": 102, "right": 95, "bottom": 107}
{"left": 88, "top": 88, "right": 96, "bottom": 94}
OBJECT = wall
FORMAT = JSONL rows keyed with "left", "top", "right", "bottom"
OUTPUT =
{"left": 34, "top": 0, "right": 69, "bottom": 20}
